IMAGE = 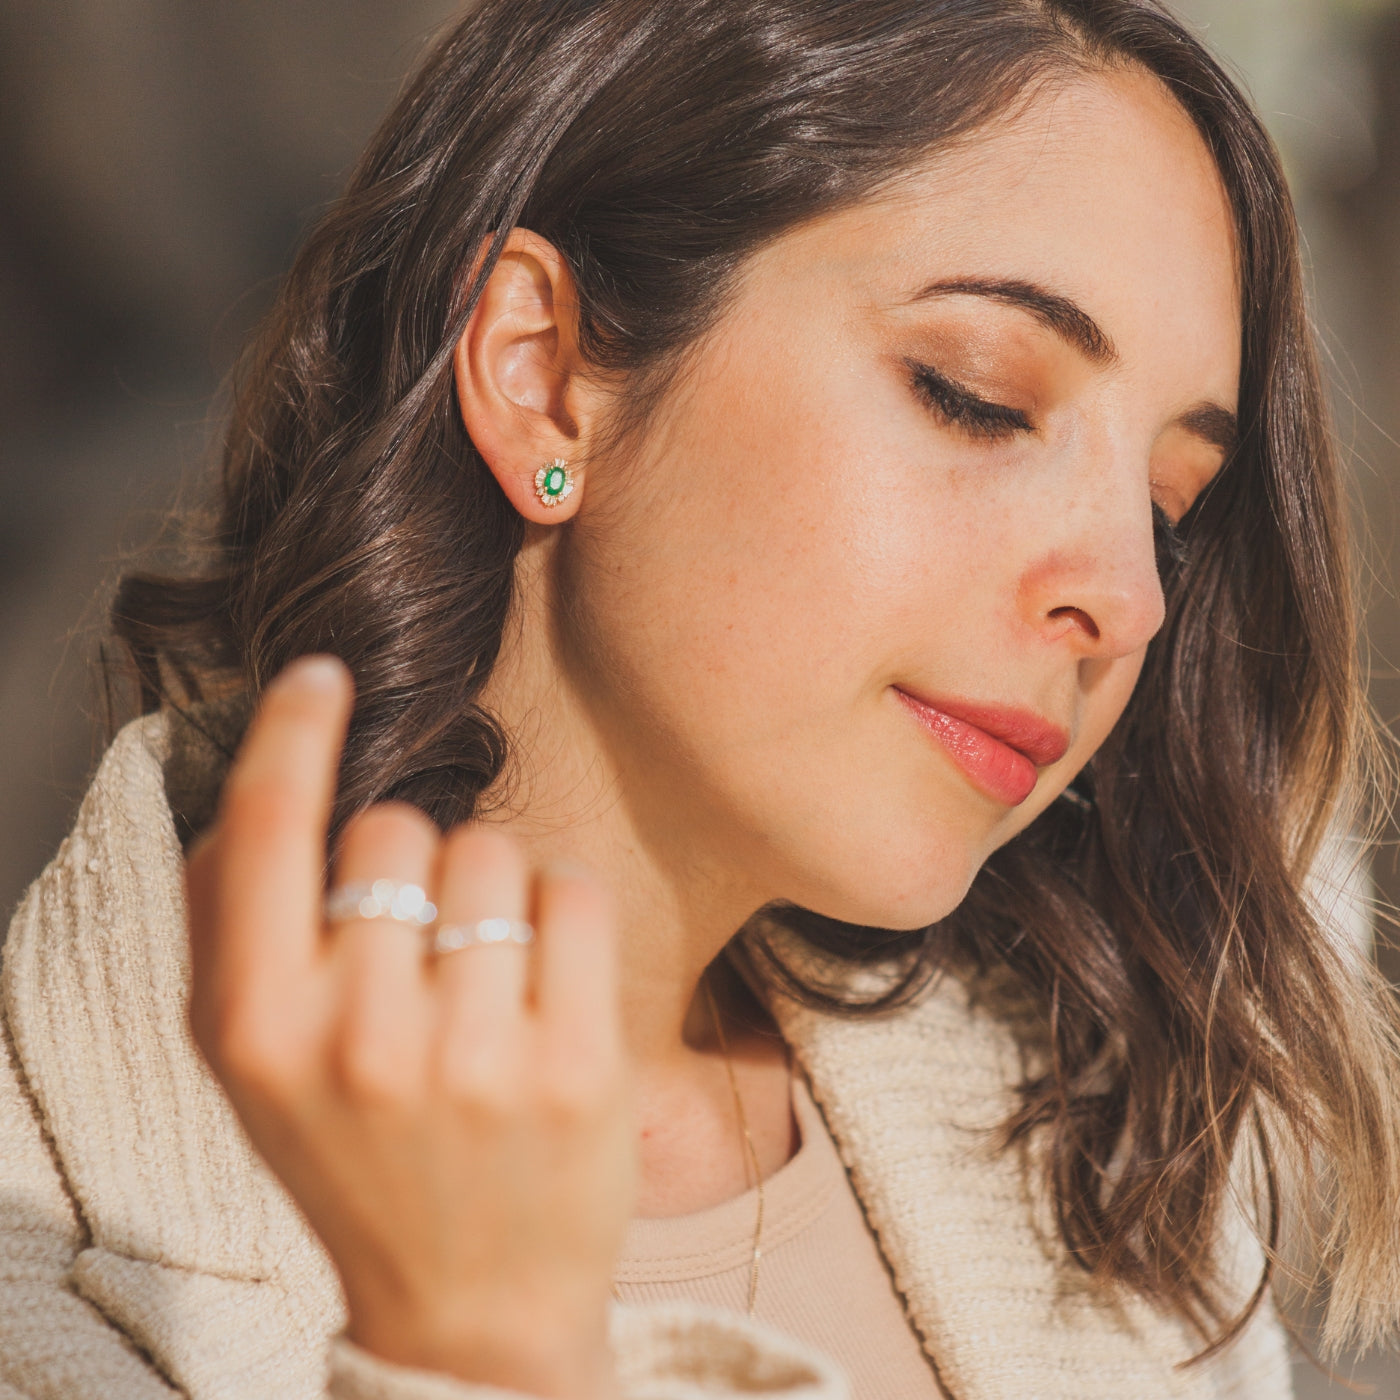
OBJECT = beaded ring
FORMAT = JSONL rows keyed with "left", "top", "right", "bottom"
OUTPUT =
{"left": 432, "top": 918, "right": 536, "bottom": 955}
{"left": 323, "top": 880, "right": 438, "bottom": 927}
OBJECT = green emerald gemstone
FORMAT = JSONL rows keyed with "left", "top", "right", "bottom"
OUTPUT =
{"left": 545, "top": 467, "right": 566, "bottom": 495}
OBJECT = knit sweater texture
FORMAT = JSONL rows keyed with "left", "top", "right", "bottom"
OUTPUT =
{"left": 0, "top": 708, "right": 1294, "bottom": 1399}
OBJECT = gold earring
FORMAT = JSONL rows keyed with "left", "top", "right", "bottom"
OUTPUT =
{"left": 534, "top": 459, "right": 575, "bottom": 508}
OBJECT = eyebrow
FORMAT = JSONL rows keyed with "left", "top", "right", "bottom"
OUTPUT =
{"left": 1175, "top": 401, "right": 1239, "bottom": 456}
{"left": 910, "top": 275, "right": 1239, "bottom": 456}
{"left": 913, "top": 276, "right": 1120, "bottom": 365}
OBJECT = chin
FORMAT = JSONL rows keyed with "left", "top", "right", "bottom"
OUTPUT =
{"left": 779, "top": 831, "right": 986, "bottom": 936}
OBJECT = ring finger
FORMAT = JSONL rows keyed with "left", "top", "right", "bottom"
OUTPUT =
{"left": 431, "top": 824, "right": 534, "bottom": 1062}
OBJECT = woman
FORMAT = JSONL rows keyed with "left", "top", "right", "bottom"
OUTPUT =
{"left": 3, "top": 0, "right": 1399, "bottom": 1396}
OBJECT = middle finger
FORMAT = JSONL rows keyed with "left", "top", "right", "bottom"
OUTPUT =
{"left": 325, "top": 802, "right": 439, "bottom": 1086}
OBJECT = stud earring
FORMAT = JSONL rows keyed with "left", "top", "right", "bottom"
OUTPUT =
{"left": 534, "top": 458, "right": 575, "bottom": 508}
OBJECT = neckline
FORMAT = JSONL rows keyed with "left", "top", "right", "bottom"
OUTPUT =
{"left": 614, "top": 1071, "right": 841, "bottom": 1282}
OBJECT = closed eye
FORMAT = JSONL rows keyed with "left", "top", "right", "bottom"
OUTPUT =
{"left": 907, "top": 359, "right": 1033, "bottom": 442}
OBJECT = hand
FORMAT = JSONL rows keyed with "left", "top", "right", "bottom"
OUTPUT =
{"left": 185, "top": 657, "right": 633, "bottom": 1400}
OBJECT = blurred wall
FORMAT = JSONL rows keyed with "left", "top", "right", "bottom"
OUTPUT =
{"left": 1, "top": 2, "right": 1398, "bottom": 1390}
{"left": 1169, "top": 4, "right": 1400, "bottom": 1392}
{"left": 0, "top": 0, "right": 462, "bottom": 917}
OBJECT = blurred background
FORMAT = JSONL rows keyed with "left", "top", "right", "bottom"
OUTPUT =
{"left": 0, "top": 1, "right": 1397, "bottom": 1392}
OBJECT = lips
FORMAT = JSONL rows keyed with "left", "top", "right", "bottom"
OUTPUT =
{"left": 894, "top": 687, "right": 1071, "bottom": 807}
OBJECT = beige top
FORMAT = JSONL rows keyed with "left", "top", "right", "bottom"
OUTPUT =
{"left": 614, "top": 1074, "right": 941, "bottom": 1397}
{"left": 0, "top": 707, "right": 1294, "bottom": 1400}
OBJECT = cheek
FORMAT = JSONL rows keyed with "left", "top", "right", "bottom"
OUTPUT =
{"left": 1080, "top": 650, "right": 1148, "bottom": 752}
{"left": 1049, "top": 651, "right": 1148, "bottom": 795}
{"left": 572, "top": 344, "right": 922, "bottom": 720}
{"left": 555, "top": 343, "right": 1027, "bottom": 927}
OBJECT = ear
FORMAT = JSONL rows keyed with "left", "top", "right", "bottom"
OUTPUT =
{"left": 453, "top": 228, "right": 601, "bottom": 523}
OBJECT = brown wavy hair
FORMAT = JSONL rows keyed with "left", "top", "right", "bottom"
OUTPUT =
{"left": 111, "top": 0, "right": 1400, "bottom": 1360}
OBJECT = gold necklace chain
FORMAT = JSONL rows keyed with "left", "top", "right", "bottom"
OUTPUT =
{"left": 610, "top": 972, "right": 767, "bottom": 1318}
{"left": 703, "top": 970, "right": 765, "bottom": 1317}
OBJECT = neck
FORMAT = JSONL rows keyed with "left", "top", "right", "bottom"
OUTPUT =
{"left": 471, "top": 539, "right": 799, "bottom": 1213}
{"left": 474, "top": 547, "right": 772, "bottom": 1073}
{"left": 473, "top": 713, "right": 768, "bottom": 1071}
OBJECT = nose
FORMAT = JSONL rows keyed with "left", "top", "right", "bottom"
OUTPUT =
{"left": 1017, "top": 477, "right": 1167, "bottom": 660}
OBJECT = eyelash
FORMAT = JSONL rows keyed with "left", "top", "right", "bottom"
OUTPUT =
{"left": 908, "top": 360, "right": 1034, "bottom": 442}
{"left": 1153, "top": 501, "right": 1189, "bottom": 575}
{"left": 909, "top": 358, "right": 1191, "bottom": 572}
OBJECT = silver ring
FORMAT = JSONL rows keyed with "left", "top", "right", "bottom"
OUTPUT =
{"left": 324, "top": 880, "right": 438, "bottom": 927}
{"left": 432, "top": 918, "right": 535, "bottom": 955}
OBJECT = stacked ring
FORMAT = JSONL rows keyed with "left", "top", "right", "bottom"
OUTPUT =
{"left": 322, "top": 881, "right": 533, "bottom": 956}
{"left": 323, "top": 880, "right": 438, "bottom": 927}
{"left": 432, "top": 918, "right": 536, "bottom": 955}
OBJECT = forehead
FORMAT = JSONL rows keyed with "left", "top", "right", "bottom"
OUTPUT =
{"left": 752, "top": 67, "right": 1242, "bottom": 383}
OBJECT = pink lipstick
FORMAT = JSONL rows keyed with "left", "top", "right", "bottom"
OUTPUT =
{"left": 894, "top": 688, "right": 1070, "bottom": 807}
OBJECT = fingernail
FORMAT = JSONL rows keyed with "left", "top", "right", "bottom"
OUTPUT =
{"left": 272, "top": 655, "right": 348, "bottom": 694}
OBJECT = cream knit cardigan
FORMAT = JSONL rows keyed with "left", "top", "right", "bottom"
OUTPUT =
{"left": 0, "top": 710, "right": 1294, "bottom": 1400}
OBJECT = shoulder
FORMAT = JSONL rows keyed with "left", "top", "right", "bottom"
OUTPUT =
{"left": 3, "top": 710, "right": 188, "bottom": 1108}
{"left": 6, "top": 695, "right": 248, "bottom": 948}
{"left": 762, "top": 947, "right": 1292, "bottom": 1400}
{"left": 3, "top": 702, "right": 241, "bottom": 1073}
{"left": 1, "top": 702, "right": 330, "bottom": 1289}
{"left": 4, "top": 694, "right": 250, "bottom": 986}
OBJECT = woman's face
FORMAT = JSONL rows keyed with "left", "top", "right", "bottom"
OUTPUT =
{"left": 555, "top": 67, "right": 1241, "bottom": 931}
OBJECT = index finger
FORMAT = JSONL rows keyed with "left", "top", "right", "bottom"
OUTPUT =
{"left": 201, "top": 655, "right": 355, "bottom": 987}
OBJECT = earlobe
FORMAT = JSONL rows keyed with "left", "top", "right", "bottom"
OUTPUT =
{"left": 452, "top": 229, "right": 592, "bottom": 523}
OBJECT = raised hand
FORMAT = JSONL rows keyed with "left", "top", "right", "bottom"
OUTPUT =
{"left": 185, "top": 656, "right": 633, "bottom": 1400}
